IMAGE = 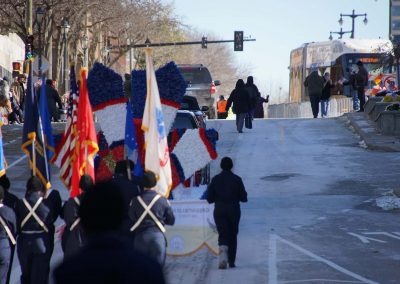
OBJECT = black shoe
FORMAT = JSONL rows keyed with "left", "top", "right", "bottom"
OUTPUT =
{"left": 229, "top": 263, "right": 236, "bottom": 268}
{"left": 238, "top": 130, "right": 243, "bottom": 133}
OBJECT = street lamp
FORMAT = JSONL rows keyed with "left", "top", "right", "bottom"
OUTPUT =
{"left": 61, "top": 18, "right": 70, "bottom": 94}
{"left": 80, "top": 35, "right": 89, "bottom": 68}
{"left": 338, "top": 9, "right": 368, "bottom": 39}
{"left": 329, "top": 28, "right": 352, "bottom": 40}
{"left": 36, "top": 7, "right": 45, "bottom": 78}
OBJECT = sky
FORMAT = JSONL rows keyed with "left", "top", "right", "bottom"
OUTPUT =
{"left": 163, "top": 0, "right": 389, "bottom": 103}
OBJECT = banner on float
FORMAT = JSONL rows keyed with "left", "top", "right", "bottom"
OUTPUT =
{"left": 166, "top": 200, "right": 218, "bottom": 256}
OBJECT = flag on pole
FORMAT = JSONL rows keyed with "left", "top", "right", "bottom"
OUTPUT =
{"left": 142, "top": 48, "right": 172, "bottom": 197}
{"left": 70, "top": 69, "right": 98, "bottom": 197}
{"left": 21, "top": 64, "right": 51, "bottom": 189}
{"left": 51, "top": 67, "right": 79, "bottom": 190}
{"left": 0, "top": 122, "right": 6, "bottom": 177}
{"left": 125, "top": 100, "right": 143, "bottom": 176}
{"left": 38, "top": 75, "right": 55, "bottom": 179}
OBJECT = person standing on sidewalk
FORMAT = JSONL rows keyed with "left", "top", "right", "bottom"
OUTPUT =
{"left": 245, "top": 76, "right": 261, "bottom": 119}
{"left": 355, "top": 61, "right": 369, "bottom": 112}
{"left": 321, "top": 73, "right": 335, "bottom": 118}
{"left": 304, "top": 68, "right": 324, "bottom": 118}
{"left": 217, "top": 95, "right": 228, "bottom": 119}
{"left": 226, "top": 79, "right": 251, "bottom": 133}
{"left": 206, "top": 157, "right": 248, "bottom": 269}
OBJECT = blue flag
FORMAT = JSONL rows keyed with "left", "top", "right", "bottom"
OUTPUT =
{"left": 38, "top": 75, "right": 55, "bottom": 177}
{"left": 125, "top": 101, "right": 142, "bottom": 176}
{"left": 21, "top": 66, "right": 51, "bottom": 189}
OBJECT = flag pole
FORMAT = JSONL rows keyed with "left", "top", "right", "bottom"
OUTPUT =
{"left": 84, "top": 144, "right": 88, "bottom": 175}
{"left": 32, "top": 139, "right": 36, "bottom": 176}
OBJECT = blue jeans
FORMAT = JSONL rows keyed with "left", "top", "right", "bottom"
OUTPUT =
{"left": 320, "top": 100, "right": 329, "bottom": 117}
{"left": 352, "top": 91, "right": 359, "bottom": 111}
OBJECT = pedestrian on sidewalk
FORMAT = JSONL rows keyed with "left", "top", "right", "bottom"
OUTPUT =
{"left": 355, "top": 61, "right": 369, "bottom": 112}
{"left": 321, "top": 72, "right": 335, "bottom": 118}
{"left": 226, "top": 79, "right": 251, "bottom": 133}
{"left": 206, "top": 157, "right": 248, "bottom": 269}
{"left": 217, "top": 95, "right": 228, "bottom": 119}
{"left": 343, "top": 68, "right": 359, "bottom": 111}
{"left": 304, "top": 68, "right": 324, "bottom": 118}
{"left": 54, "top": 180, "right": 166, "bottom": 284}
{"left": 254, "top": 94, "right": 269, "bottom": 119}
{"left": 129, "top": 171, "right": 175, "bottom": 267}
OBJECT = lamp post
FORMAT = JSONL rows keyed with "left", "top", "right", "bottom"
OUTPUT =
{"left": 338, "top": 9, "right": 368, "bottom": 39}
{"left": 61, "top": 19, "right": 70, "bottom": 94}
{"left": 81, "top": 35, "right": 89, "bottom": 68}
{"left": 329, "top": 28, "right": 352, "bottom": 40}
{"left": 36, "top": 7, "right": 45, "bottom": 78}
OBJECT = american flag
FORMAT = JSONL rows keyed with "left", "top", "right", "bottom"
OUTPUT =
{"left": 51, "top": 67, "right": 79, "bottom": 189}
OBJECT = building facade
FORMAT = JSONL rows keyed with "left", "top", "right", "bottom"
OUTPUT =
{"left": 0, "top": 33, "right": 24, "bottom": 79}
{"left": 390, "top": 0, "right": 400, "bottom": 42}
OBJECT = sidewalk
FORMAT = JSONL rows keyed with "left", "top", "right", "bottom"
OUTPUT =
{"left": 344, "top": 112, "right": 400, "bottom": 152}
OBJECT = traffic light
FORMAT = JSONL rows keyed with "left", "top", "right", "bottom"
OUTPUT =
{"left": 234, "top": 31, "right": 244, "bottom": 51}
{"left": 201, "top": 36, "right": 207, "bottom": 49}
{"left": 12, "top": 62, "right": 22, "bottom": 78}
{"left": 25, "top": 35, "right": 34, "bottom": 60}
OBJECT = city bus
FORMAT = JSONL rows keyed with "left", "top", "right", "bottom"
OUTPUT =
{"left": 289, "top": 39, "right": 392, "bottom": 103}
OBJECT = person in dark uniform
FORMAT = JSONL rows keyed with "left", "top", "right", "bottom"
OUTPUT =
{"left": 0, "top": 185, "right": 17, "bottom": 284}
{"left": 54, "top": 180, "right": 166, "bottom": 284}
{"left": 129, "top": 171, "right": 175, "bottom": 267}
{"left": 61, "top": 175, "right": 94, "bottom": 258}
{"left": 206, "top": 157, "right": 248, "bottom": 269}
{"left": 44, "top": 79, "right": 63, "bottom": 122}
{"left": 112, "top": 160, "right": 141, "bottom": 234}
{"left": 16, "top": 176, "right": 56, "bottom": 284}
{"left": 0, "top": 175, "right": 18, "bottom": 211}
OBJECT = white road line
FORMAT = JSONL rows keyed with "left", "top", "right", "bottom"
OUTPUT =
{"left": 7, "top": 155, "right": 27, "bottom": 169}
{"left": 348, "top": 233, "right": 386, "bottom": 244}
{"left": 280, "top": 279, "right": 364, "bottom": 284}
{"left": 274, "top": 234, "right": 379, "bottom": 284}
{"left": 363, "top": 232, "right": 400, "bottom": 240}
{"left": 268, "top": 234, "right": 278, "bottom": 284}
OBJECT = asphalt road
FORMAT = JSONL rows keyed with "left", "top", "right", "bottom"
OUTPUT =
{"left": 4, "top": 117, "right": 400, "bottom": 283}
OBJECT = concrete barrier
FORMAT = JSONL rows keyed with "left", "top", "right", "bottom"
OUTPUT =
{"left": 376, "top": 111, "right": 400, "bottom": 135}
{"left": 365, "top": 97, "right": 383, "bottom": 116}
{"left": 370, "top": 102, "right": 393, "bottom": 122}
{"left": 267, "top": 97, "right": 352, "bottom": 119}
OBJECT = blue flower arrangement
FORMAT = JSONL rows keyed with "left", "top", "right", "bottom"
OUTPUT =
{"left": 131, "top": 61, "right": 187, "bottom": 119}
{"left": 87, "top": 62, "right": 124, "bottom": 109}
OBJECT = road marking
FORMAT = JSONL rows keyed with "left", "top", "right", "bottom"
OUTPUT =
{"left": 274, "top": 234, "right": 379, "bottom": 284}
{"left": 7, "top": 155, "right": 27, "bottom": 169}
{"left": 4, "top": 137, "right": 21, "bottom": 146}
{"left": 268, "top": 234, "right": 278, "bottom": 284}
{"left": 363, "top": 232, "right": 400, "bottom": 240}
{"left": 281, "top": 279, "right": 365, "bottom": 284}
{"left": 348, "top": 233, "right": 386, "bottom": 244}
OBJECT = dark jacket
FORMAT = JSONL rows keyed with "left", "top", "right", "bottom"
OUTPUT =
{"left": 44, "top": 85, "right": 63, "bottom": 119}
{"left": 206, "top": 170, "right": 248, "bottom": 210}
{"left": 54, "top": 233, "right": 166, "bottom": 284}
{"left": 0, "top": 203, "right": 16, "bottom": 241}
{"left": 129, "top": 190, "right": 175, "bottom": 234}
{"left": 254, "top": 96, "right": 269, "bottom": 118}
{"left": 321, "top": 79, "right": 334, "bottom": 100}
{"left": 4, "top": 191, "right": 18, "bottom": 212}
{"left": 16, "top": 192, "right": 51, "bottom": 233}
{"left": 245, "top": 84, "right": 260, "bottom": 109}
{"left": 355, "top": 66, "right": 369, "bottom": 88}
{"left": 226, "top": 87, "right": 251, "bottom": 114}
{"left": 61, "top": 194, "right": 86, "bottom": 257}
{"left": 304, "top": 71, "right": 324, "bottom": 97}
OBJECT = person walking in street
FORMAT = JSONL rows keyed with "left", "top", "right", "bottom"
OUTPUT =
{"left": 0, "top": 185, "right": 17, "bottom": 284}
{"left": 226, "top": 79, "right": 251, "bottom": 133}
{"left": 217, "top": 95, "right": 228, "bottom": 119}
{"left": 254, "top": 95, "right": 269, "bottom": 119}
{"left": 61, "top": 175, "right": 94, "bottom": 259}
{"left": 129, "top": 171, "right": 175, "bottom": 267}
{"left": 355, "top": 61, "right": 369, "bottom": 112}
{"left": 304, "top": 68, "right": 324, "bottom": 118}
{"left": 321, "top": 73, "right": 335, "bottom": 118}
{"left": 245, "top": 76, "right": 261, "bottom": 120}
{"left": 54, "top": 180, "right": 166, "bottom": 284}
{"left": 206, "top": 157, "right": 248, "bottom": 269}
{"left": 16, "top": 177, "right": 58, "bottom": 284}
{"left": 44, "top": 79, "right": 63, "bottom": 122}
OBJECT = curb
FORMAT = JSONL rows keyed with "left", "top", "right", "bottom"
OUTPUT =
{"left": 344, "top": 113, "right": 400, "bottom": 152}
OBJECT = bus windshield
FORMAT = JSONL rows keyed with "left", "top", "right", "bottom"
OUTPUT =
{"left": 344, "top": 54, "right": 386, "bottom": 75}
